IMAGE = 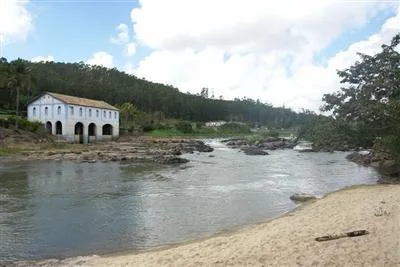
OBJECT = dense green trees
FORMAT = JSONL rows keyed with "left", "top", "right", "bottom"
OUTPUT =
{"left": 0, "top": 58, "right": 309, "bottom": 129}
{"left": 316, "top": 33, "right": 400, "bottom": 155}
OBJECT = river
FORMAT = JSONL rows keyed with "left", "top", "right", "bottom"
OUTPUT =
{"left": 0, "top": 140, "right": 380, "bottom": 261}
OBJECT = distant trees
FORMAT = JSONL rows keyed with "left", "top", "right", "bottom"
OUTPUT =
{"left": 0, "top": 57, "right": 312, "bottom": 130}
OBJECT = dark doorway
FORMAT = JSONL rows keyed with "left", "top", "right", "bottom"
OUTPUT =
{"left": 45, "top": 122, "right": 52, "bottom": 135}
{"left": 74, "top": 122, "right": 84, "bottom": 144}
{"left": 88, "top": 123, "right": 96, "bottom": 143}
{"left": 56, "top": 121, "right": 62, "bottom": 135}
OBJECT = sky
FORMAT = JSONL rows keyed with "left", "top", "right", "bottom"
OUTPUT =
{"left": 1, "top": 0, "right": 399, "bottom": 112}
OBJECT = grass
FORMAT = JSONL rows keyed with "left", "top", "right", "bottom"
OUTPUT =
{"left": 0, "top": 146, "right": 25, "bottom": 156}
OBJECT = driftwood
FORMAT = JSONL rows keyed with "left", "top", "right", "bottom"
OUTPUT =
{"left": 315, "top": 230, "right": 369, "bottom": 242}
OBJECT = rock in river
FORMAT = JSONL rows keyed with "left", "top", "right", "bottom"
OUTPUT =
{"left": 290, "top": 193, "right": 317, "bottom": 202}
{"left": 241, "top": 147, "right": 269, "bottom": 156}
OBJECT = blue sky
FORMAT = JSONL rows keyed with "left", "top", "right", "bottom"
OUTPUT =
{"left": 4, "top": 0, "right": 139, "bottom": 65}
{"left": 1, "top": 0, "right": 399, "bottom": 111}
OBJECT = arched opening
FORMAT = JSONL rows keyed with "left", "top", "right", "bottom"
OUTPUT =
{"left": 56, "top": 121, "right": 62, "bottom": 135}
{"left": 45, "top": 121, "right": 52, "bottom": 134}
{"left": 88, "top": 123, "right": 96, "bottom": 143}
{"left": 102, "top": 124, "right": 113, "bottom": 140}
{"left": 74, "top": 122, "right": 84, "bottom": 144}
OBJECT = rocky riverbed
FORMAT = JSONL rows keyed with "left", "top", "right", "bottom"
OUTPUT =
{"left": 222, "top": 137, "right": 296, "bottom": 155}
{"left": 0, "top": 135, "right": 213, "bottom": 164}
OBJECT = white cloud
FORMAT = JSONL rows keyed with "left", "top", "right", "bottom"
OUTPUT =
{"left": 125, "top": 42, "right": 136, "bottom": 57}
{"left": 110, "top": 23, "right": 130, "bottom": 45}
{"left": 0, "top": 0, "right": 33, "bottom": 44}
{"left": 86, "top": 51, "right": 114, "bottom": 68}
{"left": 129, "top": 0, "right": 399, "bottom": 111}
{"left": 31, "top": 55, "right": 55, "bottom": 63}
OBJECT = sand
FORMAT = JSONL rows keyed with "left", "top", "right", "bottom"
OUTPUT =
{"left": 25, "top": 185, "right": 400, "bottom": 267}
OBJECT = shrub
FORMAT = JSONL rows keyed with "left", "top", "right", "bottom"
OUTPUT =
{"left": 218, "top": 122, "right": 251, "bottom": 134}
{"left": 175, "top": 121, "right": 193, "bottom": 133}
{"left": 142, "top": 124, "right": 154, "bottom": 132}
{"left": 0, "top": 116, "right": 43, "bottom": 132}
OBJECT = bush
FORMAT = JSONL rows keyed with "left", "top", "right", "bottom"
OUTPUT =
{"left": 142, "top": 124, "right": 154, "bottom": 132}
{"left": 0, "top": 116, "right": 43, "bottom": 132}
{"left": 195, "top": 122, "right": 203, "bottom": 129}
{"left": 175, "top": 121, "right": 193, "bottom": 133}
{"left": 218, "top": 122, "right": 251, "bottom": 134}
{"left": 262, "top": 130, "right": 279, "bottom": 138}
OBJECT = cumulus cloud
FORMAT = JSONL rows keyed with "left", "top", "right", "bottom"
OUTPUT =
{"left": 129, "top": 0, "right": 399, "bottom": 111}
{"left": 86, "top": 51, "right": 114, "bottom": 68}
{"left": 0, "top": 0, "right": 33, "bottom": 44}
{"left": 125, "top": 42, "right": 136, "bottom": 57}
{"left": 31, "top": 55, "right": 55, "bottom": 63}
{"left": 110, "top": 23, "right": 130, "bottom": 45}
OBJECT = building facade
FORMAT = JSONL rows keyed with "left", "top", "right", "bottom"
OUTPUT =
{"left": 27, "top": 92, "right": 119, "bottom": 143}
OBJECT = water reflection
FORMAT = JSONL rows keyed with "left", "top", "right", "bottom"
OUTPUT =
{"left": 0, "top": 144, "right": 380, "bottom": 261}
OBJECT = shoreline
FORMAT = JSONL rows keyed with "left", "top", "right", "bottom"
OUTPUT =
{"left": 8, "top": 183, "right": 400, "bottom": 267}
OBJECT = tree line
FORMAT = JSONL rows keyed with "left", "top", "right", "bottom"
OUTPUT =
{"left": 0, "top": 58, "right": 312, "bottom": 129}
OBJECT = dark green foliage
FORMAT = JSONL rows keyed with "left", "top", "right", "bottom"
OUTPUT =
{"left": 298, "top": 116, "right": 362, "bottom": 151}
{"left": 142, "top": 124, "right": 154, "bottom": 132}
{"left": 320, "top": 33, "right": 400, "bottom": 156}
{"left": 0, "top": 59, "right": 312, "bottom": 129}
{"left": 175, "top": 121, "right": 193, "bottom": 133}
{"left": 0, "top": 116, "right": 42, "bottom": 132}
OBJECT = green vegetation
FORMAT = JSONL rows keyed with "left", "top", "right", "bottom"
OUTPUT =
{"left": 0, "top": 147, "right": 24, "bottom": 156}
{"left": 0, "top": 57, "right": 312, "bottom": 132}
{"left": 301, "top": 33, "right": 400, "bottom": 157}
{"left": 175, "top": 121, "right": 194, "bottom": 134}
{"left": 0, "top": 115, "right": 43, "bottom": 132}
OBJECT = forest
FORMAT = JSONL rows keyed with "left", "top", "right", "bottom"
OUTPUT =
{"left": 0, "top": 57, "right": 310, "bottom": 130}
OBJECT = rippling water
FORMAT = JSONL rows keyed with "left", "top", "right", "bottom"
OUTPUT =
{"left": 0, "top": 140, "right": 380, "bottom": 261}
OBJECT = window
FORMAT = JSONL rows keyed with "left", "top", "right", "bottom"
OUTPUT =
{"left": 57, "top": 106, "right": 61, "bottom": 115}
{"left": 89, "top": 109, "right": 92, "bottom": 117}
{"left": 109, "top": 111, "right": 111, "bottom": 119}
{"left": 103, "top": 111, "right": 106, "bottom": 117}
{"left": 45, "top": 107, "right": 48, "bottom": 116}
{"left": 70, "top": 106, "right": 74, "bottom": 115}
{"left": 114, "top": 112, "right": 117, "bottom": 119}
{"left": 33, "top": 107, "right": 36, "bottom": 116}
{"left": 96, "top": 110, "right": 99, "bottom": 118}
{"left": 79, "top": 108, "right": 83, "bottom": 117}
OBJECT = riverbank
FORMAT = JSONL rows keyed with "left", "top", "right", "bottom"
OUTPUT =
{"left": 8, "top": 184, "right": 399, "bottom": 267}
{"left": 0, "top": 128, "right": 213, "bottom": 164}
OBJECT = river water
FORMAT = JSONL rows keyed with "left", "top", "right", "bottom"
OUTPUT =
{"left": 0, "top": 140, "right": 380, "bottom": 261}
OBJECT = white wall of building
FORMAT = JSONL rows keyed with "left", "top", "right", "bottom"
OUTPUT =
{"left": 27, "top": 94, "right": 119, "bottom": 143}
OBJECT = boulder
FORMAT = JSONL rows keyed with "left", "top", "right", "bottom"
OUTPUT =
{"left": 346, "top": 151, "right": 372, "bottom": 166}
{"left": 290, "top": 193, "right": 317, "bottom": 202}
{"left": 156, "top": 156, "right": 189, "bottom": 164}
{"left": 241, "top": 146, "right": 269, "bottom": 156}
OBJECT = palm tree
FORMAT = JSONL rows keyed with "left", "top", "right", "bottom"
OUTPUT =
{"left": 8, "top": 59, "right": 32, "bottom": 118}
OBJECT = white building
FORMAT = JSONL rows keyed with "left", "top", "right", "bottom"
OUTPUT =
{"left": 27, "top": 92, "right": 119, "bottom": 143}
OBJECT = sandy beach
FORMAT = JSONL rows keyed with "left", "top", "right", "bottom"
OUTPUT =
{"left": 16, "top": 184, "right": 400, "bottom": 267}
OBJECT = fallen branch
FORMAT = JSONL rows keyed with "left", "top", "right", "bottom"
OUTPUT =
{"left": 315, "top": 230, "right": 369, "bottom": 242}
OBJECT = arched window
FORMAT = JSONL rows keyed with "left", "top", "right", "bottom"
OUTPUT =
{"left": 45, "top": 107, "right": 48, "bottom": 116}
{"left": 89, "top": 109, "right": 92, "bottom": 117}
{"left": 114, "top": 112, "right": 117, "bottom": 119}
{"left": 70, "top": 106, "right": 74, "bottom": 115}
{"left": 79, "top": 107, "right": 83, "bottom": 116}
{"left": 103, "top": 111, "right": 106, "bottom": 117}
{"left": 96, "top": 110, "right": 99, "bottom": 118}
{"left": 109, "top": 111, "right": 111, "bottom": 119}
{"left": 57, "top": 106, "right": 61, "bottom": 115}
{"left": 33, "top": 107, "right": 36, "bottom": 116}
